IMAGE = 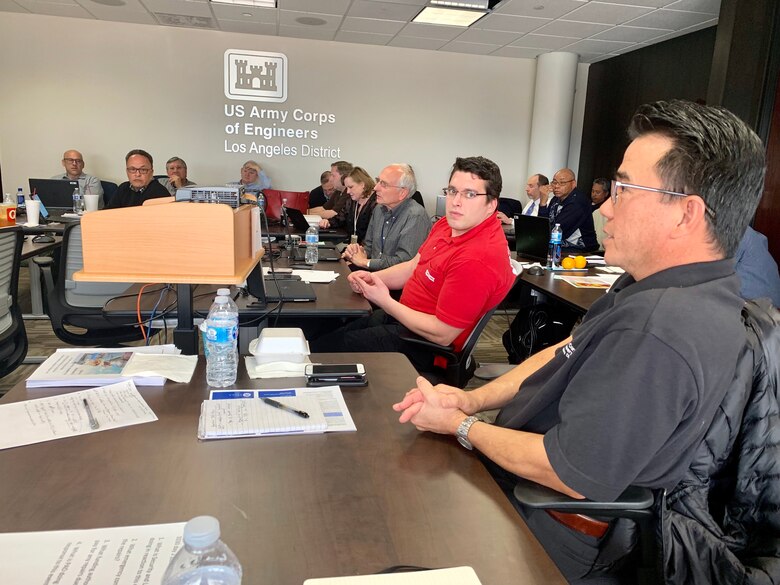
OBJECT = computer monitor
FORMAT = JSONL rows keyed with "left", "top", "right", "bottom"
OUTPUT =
{"left": 28, "top": 178, "right": 79, "bottom": 210}
{"left": 435, "top": 195, "right": 446, "bottom": 218}
{"left": 513, "top": 214, "right": 551, "bottom": 263}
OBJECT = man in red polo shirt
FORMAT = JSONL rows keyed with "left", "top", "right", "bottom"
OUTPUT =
{"left": 310, "top": 156, "right": 516, "bottom": 373}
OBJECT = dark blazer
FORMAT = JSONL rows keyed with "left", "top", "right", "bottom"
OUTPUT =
{"left": 330, "top": 193, "right": 378, "bottom": 244}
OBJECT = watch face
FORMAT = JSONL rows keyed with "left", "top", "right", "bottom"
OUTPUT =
{"left": 457, "top": 435, "right": 473, "bottom": 450}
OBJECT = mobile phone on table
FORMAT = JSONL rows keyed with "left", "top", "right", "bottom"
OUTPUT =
{"left": 305, "top": 363, "right": 367, "bottom": 387}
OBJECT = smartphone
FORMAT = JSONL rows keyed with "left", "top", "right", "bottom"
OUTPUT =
{"left": 305, "top": 364, "right": 365, "bottom": 377}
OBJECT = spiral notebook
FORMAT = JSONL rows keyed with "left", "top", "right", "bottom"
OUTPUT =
{"left": 197, "top": 396, "right": 327, "bottom": 439}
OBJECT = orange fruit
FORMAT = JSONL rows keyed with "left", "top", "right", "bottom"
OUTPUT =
{"left": 561, "top": 257, "right": 576, "bottom": 270}
{"left": 574, "top": 255, "right": 587, "bottom": 269}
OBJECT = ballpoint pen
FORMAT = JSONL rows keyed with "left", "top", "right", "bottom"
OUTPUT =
{"left": 262, "top": 397, "right": 309, "bottom": 419}
{"left": 83, "top": 398, "right": 100, "bottom": 429}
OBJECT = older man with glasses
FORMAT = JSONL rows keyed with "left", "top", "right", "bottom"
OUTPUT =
{"left": 106, "top": 149, "right": 171, "bottom": 209}
{"left": 52, "top": 149, "right": 104, "bottom": 207}
{"left": 538, "top": 168, "right": 598, "bottom": 252}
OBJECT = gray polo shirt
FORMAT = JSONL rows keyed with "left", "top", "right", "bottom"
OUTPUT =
{"left": 495, "top": 259, "right": 746, "bottom": 501}
{"left": 51, "top": 173, "right": 104, "bottom": 207}
{"left": 362, "top": 197, "right": 431, "bottom": 271}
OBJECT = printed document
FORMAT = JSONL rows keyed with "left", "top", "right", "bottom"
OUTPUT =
{"left": 304, "top": 566, "right": 482, "bottom": 584}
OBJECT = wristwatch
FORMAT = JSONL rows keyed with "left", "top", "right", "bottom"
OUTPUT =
{"left": 366, "top": 259, "right": 371, "bottom": 270}
{"left": 456, "top": 416, "right": 480, "bottom": 450}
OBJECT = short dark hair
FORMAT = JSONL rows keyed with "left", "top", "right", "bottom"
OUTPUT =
{"left": 449, "top": 156, "right": 502, "bottom": 202}
{"left": 628, "top": 100, "right": 765, "bottom": 257}
{"left": 125, "top": 149, "right": 153, "bottom": 167}
{"left": 537, "top": 174, "right": 549, "bottom": 186}
{"left": 331, "top": 161, "right": 353, "bottom": 177}
{"left": 593, "top": 178, "right": 610, "bottom": 193}
{"left": 320, "top": 170, "right": 332, "bottom": 185}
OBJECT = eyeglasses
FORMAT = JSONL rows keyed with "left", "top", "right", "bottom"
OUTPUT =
{"left": 550, "top": 179, "right": 574, "bottom": 186}
{"left": 375, "top": 178, "right": 403, "bottom": 190}
{"left": 242, "top": 168, "right": 258, "bottom": 174}
{"left": 63, "top": 158, "right": 84, "bottom": 164}
{"left": 610, "top": 180, "right": 716, "bottom": 219}
{"left": 127, "top": 167, "right": 152, "bottom": 175}
{"left": 442, "top": 187, "right": 488, "bottom": 200}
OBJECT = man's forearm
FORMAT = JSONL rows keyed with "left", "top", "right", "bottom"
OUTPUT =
{"left": 382, "top": 300, "right": 462, "bottom": 346}
{"left": 374, "top": 257, "right": 417, "bottom": 289}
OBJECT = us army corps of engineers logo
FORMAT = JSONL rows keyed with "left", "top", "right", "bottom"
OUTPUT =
{"left": 224, "top": 49, "right": 288, "bottom": 103}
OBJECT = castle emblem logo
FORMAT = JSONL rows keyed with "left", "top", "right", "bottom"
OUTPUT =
{"left": 224, "top": 49, "right": 287, "bottom": 103}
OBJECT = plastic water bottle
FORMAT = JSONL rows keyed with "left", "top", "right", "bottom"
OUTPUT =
{"left": 256, "top": 192, "right": 266, "bottom": 214}
{"left": 16, "top": 188, "right": 26, "bottom": 215}
{"left": 72, "top": 186, "right": 84, "bottom": 215}
{"left": 546, "top": 223, "right": 563, "bottom": 269}
{"left": 280, "top": 197, "right": 288, "bottom": 227}
{"left": 205, "top": 295, "right": 238, "bottom": 387}
{"left": 162, "top": 516, "right": 242, "bottom": 585}
{"left": 305, "top": 225, "right": 319, "bottom": 265}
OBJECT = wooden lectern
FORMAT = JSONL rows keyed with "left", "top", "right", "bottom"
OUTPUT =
{"left": 74, "top": 200, "right": 263, "bottom": 354}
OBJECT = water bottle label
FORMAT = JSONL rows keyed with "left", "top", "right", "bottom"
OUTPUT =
{"left": 206, "top": 323, "right": 238, "bottom": 344}
{"left": 306, "top": 233, "right": 318, "bottom": 245}
{"left": 551, "top": 233, "right": 562, "bottom": 244}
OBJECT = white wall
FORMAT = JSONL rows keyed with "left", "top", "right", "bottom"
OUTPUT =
{"left": 0, "top": 13, "right": 588, "bottom": 208}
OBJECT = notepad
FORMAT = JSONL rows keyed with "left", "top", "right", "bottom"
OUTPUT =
{"left": 304, "top": 567, "right": 482, "bottom": 584}
{"left": 197, "top": 396, "right": 327, "bottom": 440}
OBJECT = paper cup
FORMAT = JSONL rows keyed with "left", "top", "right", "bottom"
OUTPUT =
{"left": 26, "top": 200, "right": 41, "bottom": 226}
{"left": 84, "top": 194, "right": 100, "bottom": 213}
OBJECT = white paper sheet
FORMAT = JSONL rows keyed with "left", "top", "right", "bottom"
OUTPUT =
{"left": 244, "top": 356, "right": 311, "bottom": 379}
{"left": 121, "top": 354, "right": 198, "bottom": 383}
{"left": 304, "top": 567, "right": 482, "bottom": 584}
{"left": 0, "top": 381, "right": 158, "bottom": 450}
{"left": 0, "top": 522, "right": 185, "bottom": 584}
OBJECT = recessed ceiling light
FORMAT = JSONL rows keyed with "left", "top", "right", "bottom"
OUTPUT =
{"left": 413, "top": 6, "right": 486, "bottom": 27}
{"left": 241, "top": 11, "right": 252, "bottom": 16}
{"left": 90, "top": 0, "right": 126, "bottom": 6}
{"left": 209, "top": 0, "right": 275, "bottom": 7}
{"left": 296, "top": 16, "right": 327, "bottom": 26}
{"left": 533, "top": 4, "right": 545, "bottom": 9}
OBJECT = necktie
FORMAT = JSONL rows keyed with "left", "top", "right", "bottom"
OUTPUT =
{"left": 525, "top": 201, "right": 536, "bottom": 216}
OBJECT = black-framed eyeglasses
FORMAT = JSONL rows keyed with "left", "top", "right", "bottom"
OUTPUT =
{"left": 375, "top": 178, "right": 403, "bottom": 190}
{"left": 610, "top": 180, "right": 715, "bottom": 219}
{"left": 127, "top": 167, "right": 152, "bottom": 175}
{"left": 442, "top": 187, "right": 488, "bottom": 200}
{"left": 550, "top": 179, "right": 574, "bottom": 186}
{"left": 63, "top": 158, "right": 84, "bottom": 164}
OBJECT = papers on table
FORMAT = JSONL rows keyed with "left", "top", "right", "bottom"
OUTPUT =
{"left": 120, "top": 353, "right": 198, "bottom": 383}
{"left": 262, "top": 266, "right": 339, "bottom": 283}
{"left": 554, "top": 274, "right": 620, "bottom": 289}
{"left": 0, "top": 380, "right": 157, "bottom": 450}
{"left": 0, "top": 522, "right": 185, "bottom": 584}
{"left": 245, "top": 356, "right": 312, "bottom": 378}
{"left": 304, "top": 567, "right": 482, "bottom": 584}
{"left": 200, "top": 386, "right": 356, "bottom": 438}
{"left": 26, "top": 345, "right": 181, "bottom": 388}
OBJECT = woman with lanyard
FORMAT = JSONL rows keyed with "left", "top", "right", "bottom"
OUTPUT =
{"left": 319, "top": 166, "right": 377, "bottom": 245}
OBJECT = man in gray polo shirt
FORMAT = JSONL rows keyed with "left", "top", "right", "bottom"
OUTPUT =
{"left": 342, "top": 163, "right": 430, "bottom": 271}
{"left": 393, "top": 100, "right": 766, "bottom": 582}
{"left": 52, "top": 149, "right": 104, "bottom": 207}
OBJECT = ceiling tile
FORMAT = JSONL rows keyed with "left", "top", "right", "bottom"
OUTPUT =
{"left": 532, "top": 19, "right": 612, "bottom": 37}
{"left": 454, "top": 27, "right": 520, "bottom": 44}
{"left": 388, "top": 35, "right": 448, "bottom": 49}
{"left": 334, "top": 30, "right": 393, "bottom": 44}
{"left": 347, "top": 0, "right": 419, "bottom": 20}
{"left": 219, "top": 19, "right": 277, "bottom": 34}
{"left": 277, "top": 23, "right": 336, "bottom": 38}
{"left": 14, "top": 0, "right": 90, "bottom": 16}
{"left": 564, "top": 1, "right": 654, "bottom": 25}
{"left": 601, "top": 0, "right": 671, "bottom": 7}
{"left": 494, "top": 0, "right": 584, "bottom": 19}
{"left": 89, "top": 8, "right": 157, "bottom": 23}
{"left": 361, "top": 0, "right": 425, "bottom": 4}
{"left": 473, "top": 13, "right": 548, "bottom": 33}
{"left": 626, "top": 8, "right": 715, "bottom": 29}
{"left": 491, "top": 45, "right": 546, "bottom": 59}
{"left": 141, "top": 0, "right": 212, "bottom": 17}
{"left": 280, "top": 9, "right": 341, "bottom": 28}
{"left": 511, "top": 33, "right": 580, "bottom": 50}
{"left": 564, "top": 38, "right": 633, "bottom": 54}
{"left": 664, "top": 0, "right": 720, "bottom": 14}
{"left": 592, "top": 25, "right": 671, "bottom": 42}
{"left": 611, "top": 41, "right": 645, "bottom": 54}
{"left": 209, "top": 3, "right": 275, "bottom": 22}
{"left": 278, "top": 0, "right": 350, "bottom": 15}
{"left": 341, "top": 15, "right": 405, "bottom": 34}
{"left": 440, "top": 40, "right": 499, "bottom": 55}
{"left": 0, "top": 0, "right": 28, "bottom": 10}
{"left": 398, "top": 21, "right": 462, "bottom": 40}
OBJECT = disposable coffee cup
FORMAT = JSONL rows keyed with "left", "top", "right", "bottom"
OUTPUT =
{"left": 26, "top": 199, "right": 41, "bottom": 226}
{"left": 84, "top": 194, "right": 99, "bottom": 212}
{"left": 290, "top": 234, "right": 302, "bottom": 247}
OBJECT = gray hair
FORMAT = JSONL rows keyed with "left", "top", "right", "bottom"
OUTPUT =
{"left": 166, "top": 156, "right": 187, "bottom": 168}
{"left": 392, "top": 163, "right": 417, "bottom": 195}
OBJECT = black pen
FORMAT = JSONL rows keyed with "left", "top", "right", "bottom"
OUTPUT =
{"left": 262, "top": 397, "right": 309, "bottom": 419}
{"left": 82, "top": 398, "right": 99, "bottom": 429}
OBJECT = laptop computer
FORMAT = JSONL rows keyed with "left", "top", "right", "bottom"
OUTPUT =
{"left": 289, "top": 245, "right": 341, "bottom": 262}
{"left": 29, "top": 178, "right": 80, "bottom": 222}
{"left": 264, "top": 278, "right": 317, "bottom": 302}
{"left": 513, "top": 214, "right": 551, "bottom": 263}
{"left": 284, "top": 207, "right": 338, "bottom": 234}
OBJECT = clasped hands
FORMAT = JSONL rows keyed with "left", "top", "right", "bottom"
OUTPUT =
{"left": 392, "top": 376, "right": 477, "bottom": 435}
{"left": 346, "top": 270, "right": 391, "bottom": 305}
{"left": 342, "top": 243, "right": 369, "bottom": 268}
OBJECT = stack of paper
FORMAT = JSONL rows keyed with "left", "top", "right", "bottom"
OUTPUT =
{"left": 26, "top": 346, "right": 181, "bottom": 388}
{"left": 304, "top": 567, "right": 482, "bottom": 584}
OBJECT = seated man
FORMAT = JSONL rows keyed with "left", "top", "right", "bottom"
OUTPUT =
{"left": 308, "top": 160, "right": 352, "bottom": 220}
{"left": 498, "top": 173, "right": 550, "bottom": 224}
{"left": 735, "top": 226, "right": 780, "bottom": 306}
{"left": 393, "top": 101, "right": 766, "bottom": 582}
{"left": 161, "top": 156, "right": 196, "bottom": 194}
{"left": 312, "top": 157, "right": 516, "bottom": 372}
{"left": 340, "top": 163, "right": 431, "bottom": 271}
{"left": 308, "top": 170, "right": 335, "bottom": 208}
{"left": 52, "top": 149, "right": 104, "bottom": 207}
{"left": 539, "top": 168, "right": 598, "bottom": 251}
{"left": 590, "top": 178, "right": 610, "bottom": 248}
{"left": 237, "top": 160, "right": 271, "bottom": 194}
{"left": 106, "top": 149, "right": 171, "bottom": 209}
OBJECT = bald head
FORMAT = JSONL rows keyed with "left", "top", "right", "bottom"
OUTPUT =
{"left": 62, "top": 149, "right": 86, "bottom": 180}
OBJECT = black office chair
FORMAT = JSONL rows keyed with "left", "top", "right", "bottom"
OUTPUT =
{"left": 513, "top": 299, "right": 780, "bottom": 584}
{"left": 0, "top": 227, "right": 28, "bottom": 377}
{"left": 100, "top": 180, "right": 118, "bottom": 208}
{"left": 411, "top": 191, "right": 425, "bottom": 209}
{"left": 498, "top": 197, "right": 523, "bottom": 217}
{"left": 399, "top": 305, "right": 499, "bottom": 388}
{"left": 35, "top": 223, "right": 152, "bottom": 346}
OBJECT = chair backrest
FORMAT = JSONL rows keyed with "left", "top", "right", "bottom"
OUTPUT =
{"left": 498, "top": 197, "right": 523, "bottom": 217}
{"left": 0, "top": 227, "right": 27, "bottom": 376}
{"left": 100, "top": 181, "right": 118, "bottom": 207}
{"left": 411, "top": 191, "right": 425, "bottom": 209}
{"left": 263, "top": 190, "right": 309, "bottom": 221}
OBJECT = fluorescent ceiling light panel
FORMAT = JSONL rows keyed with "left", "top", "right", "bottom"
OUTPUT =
{"left": 210, "top": 0, "right": 275, "bottom": 7}
{"left": 431, "top": 0, "right": 489, "bottom": 8}
{"left": 413, "top": 6, "right": 486, "bottom": 27}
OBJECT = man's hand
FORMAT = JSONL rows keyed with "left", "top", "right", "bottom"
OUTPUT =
{"left": 346, "top": 270, "right": 370, "bottom": 294}
{"left": 351, "top": 270, "right": 391, "bottom": 305}
{"left": 540, "top": 185, "right": 551, "bottom": 206}
{"left": 496, "top": 211, "right": 513, "bottom": 225}
{"left": 392, "top": 377, "right": 475, "bottom": 434}
{"left": 168, "top": 175, "right": 184, "bottom": 189}
{"left": 342, "top": 243, "right": 370, "bottom": 268}
{"left": 319, "top": 218, "right": 330, "bottom": 229}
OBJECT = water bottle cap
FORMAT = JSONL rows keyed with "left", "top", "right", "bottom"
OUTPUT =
{"left": 214, "top": 295, "right": 229, "bottom": 303}
{"left": 217, "top": 288, "right": 231, "bottom": 297}
{"left": 183, "top": 516, "right": 221, "bottom": 548}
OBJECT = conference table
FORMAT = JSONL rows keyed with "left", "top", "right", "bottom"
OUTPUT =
{"left": 0, "top": 352, "right": 564, "bottom": 584}
{"left": 20, "top": 233, "right": 62, "bottom": 317}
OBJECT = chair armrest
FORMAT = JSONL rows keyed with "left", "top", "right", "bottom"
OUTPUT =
{"left": 398, "top": 328, "right": 456, "bottom": 357}
{"left": 513, "top": 477, "right": 654, "bottom": 513}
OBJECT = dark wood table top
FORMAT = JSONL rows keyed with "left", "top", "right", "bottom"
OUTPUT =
{"left": 515, "top": 256, "right": 608, "bottom": 314}
{"left": 0, "top": 353, "right": 564, "bottom": 584}
{"left": 20, "top": 234, "right": 62, "bottom": 260}
{"left": 266, "top": 222, "right": 349, "bottom": 243}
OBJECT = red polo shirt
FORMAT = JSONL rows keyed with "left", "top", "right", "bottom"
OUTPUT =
{"left": 400, "top": 215, "right": 516, "bottom": 351}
